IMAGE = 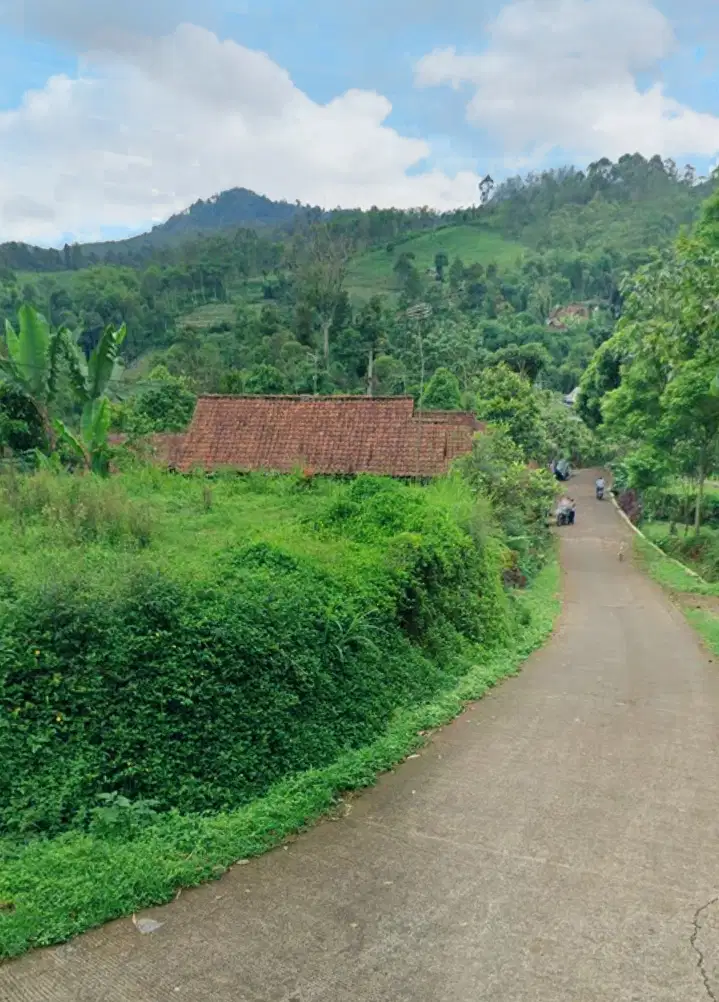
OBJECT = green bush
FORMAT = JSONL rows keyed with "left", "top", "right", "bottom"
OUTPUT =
{"left": 0, "top": 472, "right": 519, "bottom": 839}
{"left": 420, "top": 368, "right": 462, "bottom": 410}
{"left": 0, "top": 561, "right": 559, "bottom": 960}
{"left": 456, "top": 427, "right": 557, "bottom": 579}
{"left": 120, "top": 366, "right": 197, "bottom": 434}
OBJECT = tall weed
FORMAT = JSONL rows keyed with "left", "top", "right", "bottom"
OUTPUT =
{"left": 0, "top": 470, "right": 153, "bottom": 547}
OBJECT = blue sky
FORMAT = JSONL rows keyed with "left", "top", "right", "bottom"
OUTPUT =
{"left": 0, "top": 0, "right": 718, "bottom": 245}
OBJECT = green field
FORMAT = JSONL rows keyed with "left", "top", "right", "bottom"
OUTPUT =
{"left": 346, "top": 225, "right": 525, "bottom": 301}
{"left": 177, "top": 302, "right": 237, "bottom": 330}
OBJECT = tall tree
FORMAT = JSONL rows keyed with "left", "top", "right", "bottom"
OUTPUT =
{"left": 434, "top": 252, "right": 449, "bottom": 282}
{"left": 295, "top": 226, "right": 351, "bottom": 368}
{"left": 474, "top": 363, "right": 547, "bottom": 460}
{"left": 420, "top": 367, "right": 462, "bottom": 410}
{"left": 356, "top": 296, "right": 386, "bottom": 395}
{"left": 592, "top": 191, "right": 719, "bottom": 530}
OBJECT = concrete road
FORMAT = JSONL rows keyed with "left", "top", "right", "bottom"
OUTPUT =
{"left": 3, "top": 470, "right": 719, "bottom": 1001}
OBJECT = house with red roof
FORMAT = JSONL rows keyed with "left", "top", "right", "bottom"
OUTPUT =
{"left": 175, "top": 395, "right": 482, "bottom": 478}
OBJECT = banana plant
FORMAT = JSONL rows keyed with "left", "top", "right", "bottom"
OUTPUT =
{"left": 54, "top": 398, "right": 114, "bottom": 475}
{"left": 0, "top": 305, "right": 66, "bottom": 449}
{"left": 54, "top": 322, "right": 127, "bottom": 475}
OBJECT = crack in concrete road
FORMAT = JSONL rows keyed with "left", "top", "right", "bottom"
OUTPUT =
{"left": 691, "top": 898, "right": 719, "bottom": 1002}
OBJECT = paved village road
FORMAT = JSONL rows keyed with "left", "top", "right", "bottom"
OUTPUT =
{"left": 3, "top": 470, "right": 719, "bottom": 1001}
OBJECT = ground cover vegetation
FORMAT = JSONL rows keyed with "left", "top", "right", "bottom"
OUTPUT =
{"left": 0, "top": 461, "right": 558, "bottom": 956}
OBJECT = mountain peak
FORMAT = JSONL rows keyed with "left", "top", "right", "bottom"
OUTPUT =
{"left": 155, "top": 187, "right": 307, "bottom": 237}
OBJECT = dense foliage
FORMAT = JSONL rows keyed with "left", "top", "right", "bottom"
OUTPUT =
{"left": 0, "top": 470, "right": 553, "bottom": 840}
{"left": 0, "top": 153, "right": 712, "bottom": 424}
{"left": 580, "top": 185, "right": 719, "bottom": 531}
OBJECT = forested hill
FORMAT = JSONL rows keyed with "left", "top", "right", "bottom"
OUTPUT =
{"left": 485, "top": 155, "right": 710, "bottom": 253}
{"left": 0, "top": 152, "right": 710, "bottom": 274}
{"left": 0, "top": 153, "right": 715, "bottom": 430}
{"left": 0, "top": 188, "right": 315, "bottom": 272}
{"left": 80, "top": 188, "right": 315, "bottom": 261}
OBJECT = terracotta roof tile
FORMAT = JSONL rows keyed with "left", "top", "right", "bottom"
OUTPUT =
{"left": 178, "top": 395, "right": 481, "bottom": 477}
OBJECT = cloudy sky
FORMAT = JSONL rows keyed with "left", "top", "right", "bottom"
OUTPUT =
{"left": 0, "top": 0, "right": 718, "bottom": 245}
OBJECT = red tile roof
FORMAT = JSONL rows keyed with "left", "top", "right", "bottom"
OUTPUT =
{"left": 179, "top": 396, "right": 481, "bottom": 477}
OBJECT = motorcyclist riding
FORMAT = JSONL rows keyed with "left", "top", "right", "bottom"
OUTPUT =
{"left": 556, "top": 495, "right": 573, "bottom": 526}
{"left": 595, "top": 476, "right": 605, "bottom": 501}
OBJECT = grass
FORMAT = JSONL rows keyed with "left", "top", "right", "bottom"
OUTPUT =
{"left": 641, "top": 519, "right": 719, "bottom": 585}
{"left": 634, "top": 534, "right": 719, "bottom": 665}
{"left": 177, "top": 302, "right": 237, "bottom": 330}
{"left": 0, "top": 557, "right": 559, "bottom": 959}
{"left": 633, "top": 535, "right": 718, "bottom": 596}
{"left": 345, "top": 225, "right": 524, "bottom": 302}
{"left": 684, "top": 608, "right": 719, "bottom": 654}
{"left": 0, "top": 469, "right": 370, "bottom": 588}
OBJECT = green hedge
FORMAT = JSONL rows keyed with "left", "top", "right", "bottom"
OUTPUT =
{"left": 0, "top": 474, "right": 513, "bottom": 839}
{"left": 0, "top": 560, "right": 559, "bottom": 959}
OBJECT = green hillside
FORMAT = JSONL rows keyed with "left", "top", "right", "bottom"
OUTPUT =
{"left": 346, "top": 225, "right": 523, "bottom": 300}
{"left": 1, "top": 154, "right": 716, "bottom": 410}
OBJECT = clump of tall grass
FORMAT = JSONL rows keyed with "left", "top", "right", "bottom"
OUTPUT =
{"left": 0, "top": 470, "right": 153, "bottom": 547}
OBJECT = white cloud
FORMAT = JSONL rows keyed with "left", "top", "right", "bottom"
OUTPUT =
{"left": 0, "top": 23, "right": 482, "bottom": 244}
{"left": 415, "top": 0, "right": 719, "bottom": 163}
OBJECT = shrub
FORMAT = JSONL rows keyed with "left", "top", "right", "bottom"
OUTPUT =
{"left": 641, "top": 483, "right": 719, "bottom": 528}
{"left": 0, "top": 473, "right": 517, "bottom": 839}
{"left": 420, "top": 368, "right": 462, "bottom": 410}
{"left": 122, "top": 369, "right": 197, "bottom": 434}
{"left": 456, "top": 428, "right": 557, "bottom": 578}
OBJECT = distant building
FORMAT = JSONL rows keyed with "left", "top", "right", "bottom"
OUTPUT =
{"left": 176, "top": 395, "right": 483, "bottom": 477}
